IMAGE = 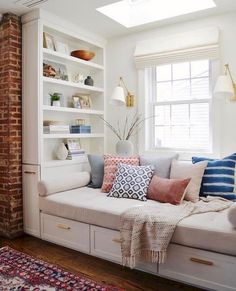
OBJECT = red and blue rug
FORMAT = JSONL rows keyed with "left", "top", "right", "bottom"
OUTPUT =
{"left": 0, "top": 246, "right": 124, "bottom": 290}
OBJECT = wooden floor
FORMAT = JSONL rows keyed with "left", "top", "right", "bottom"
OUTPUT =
{"left": 0, "top": 235, "right": 204, "bottom": 291}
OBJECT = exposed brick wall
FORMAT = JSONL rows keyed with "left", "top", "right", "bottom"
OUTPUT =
{"left": 0, "top": 13, "right": 22, "bottom": 238}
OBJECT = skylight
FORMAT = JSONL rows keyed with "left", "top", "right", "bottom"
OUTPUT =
{"left": 97, "top": 0, "right": 216, "bottom": 28}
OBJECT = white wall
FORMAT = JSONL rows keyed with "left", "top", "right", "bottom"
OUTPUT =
{"left": 106, "top": 11, "right": 236, "bottom": 157}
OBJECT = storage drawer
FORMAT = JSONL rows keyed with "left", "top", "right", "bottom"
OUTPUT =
{"left": 90, "top": 225, "right": 157, "bottom": 274}
{"left": 159, "top": 244, "right": 236, "bottom": 291}
{"left": 41, "top": 213, "right": 90, "bottom": 253}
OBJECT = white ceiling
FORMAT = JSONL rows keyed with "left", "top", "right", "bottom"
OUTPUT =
{"left": 1, "top": 0, "right": 236, "bottom": 39}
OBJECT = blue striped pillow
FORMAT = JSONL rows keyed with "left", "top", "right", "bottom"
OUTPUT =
{"left": 192, "top": 153, "right": 236, "bottom": 200}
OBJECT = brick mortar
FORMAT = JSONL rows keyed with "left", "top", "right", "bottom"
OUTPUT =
{"left": 0, "top": 13, "right": 22, "bottom": 238}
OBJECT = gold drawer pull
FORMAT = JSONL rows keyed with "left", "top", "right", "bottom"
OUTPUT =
{"left": 24, "top": 171, "right": 36, "bottom": 175}
{"left": 112, "top": 237, "right": 122, "bottom": 244}
{"left": 190, "top": 257, "right": 213, "bottom": 266}
{"left": 57, "top": 224, "right": 71, "bottom": 230}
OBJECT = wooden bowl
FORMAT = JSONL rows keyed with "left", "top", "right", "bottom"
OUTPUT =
{"left": 71, "top": 50, "right": 95, "bottom": 61}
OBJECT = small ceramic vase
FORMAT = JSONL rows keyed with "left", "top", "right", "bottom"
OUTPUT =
{"left": 52, "top": 100, "right": 61, "bottom": 107}
{"left": 56, "top": 143, "right": 68, "bottom": 160}
{"left": 116, "top": 140, "right": 134, "bottom": 157}
{"left": 84, "top": 76, "right": 94, "bottom": 86}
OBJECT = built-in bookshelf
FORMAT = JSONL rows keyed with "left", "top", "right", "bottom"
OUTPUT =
{"left": 22, "top": 9, "right": 106, "bottom": 237}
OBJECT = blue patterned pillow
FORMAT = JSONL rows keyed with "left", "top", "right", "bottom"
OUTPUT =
{"left": 108, "top": 163, "right": 154, "bottom": 201}
{"left": 192, "top": 153, "right": 236, "bottom": 200}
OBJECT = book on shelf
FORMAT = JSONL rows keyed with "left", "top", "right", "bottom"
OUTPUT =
{"left": 44, "top": 125, "right": 70, "bottom": 134}
{"left": 65, "top": 139, "right": 86, "bottom": 159}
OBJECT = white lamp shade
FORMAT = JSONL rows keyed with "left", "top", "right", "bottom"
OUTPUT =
{"left": 214, "top": 75, "right": 234, "bottom": 99}
{"left": 110, "top": 86, "right": 126, "bottom": 106}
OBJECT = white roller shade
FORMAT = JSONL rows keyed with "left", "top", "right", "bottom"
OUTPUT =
{"left": 134, "top": 27, "right": 219, "bottom": 69}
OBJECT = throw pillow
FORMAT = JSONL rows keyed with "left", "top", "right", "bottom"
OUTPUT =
{"left": 140, "top": 153, "right": 179, "bottom": 178}
{"left": 108, "top": 163, "right": 154, "bottom": 201}
{"left": 147, "top": 175, "right": 191, "bottom": 205}
{"left": 170, "top": 160, "right": 208, "bottom": 202}
{"left": 101, "top": 155, "right": 139, "bottom": 193}
{"left": 192, "top": 153, "right": 236, "bottom": 200}
{"left": 228, "top": 205, "right": 236, "bottom": 227}
{"left": 87, "top": 154, "right": 104, "bottom": 188}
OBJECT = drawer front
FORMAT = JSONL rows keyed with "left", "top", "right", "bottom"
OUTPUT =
{"left": 90, "top": 225, "right": 122, "bottom": 263}
{"left": 90, "top": 225, "right": 157, "bottom": 274}
{"left": 159, "top": 244, "right": 236, "bottom": 291}
{"left": 41, "top": 213, "right": 90, "bottom": 253}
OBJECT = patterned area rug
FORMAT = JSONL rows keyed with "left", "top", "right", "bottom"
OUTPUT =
{"left": 0, "top": 246, "right": 124, "bottom": 290}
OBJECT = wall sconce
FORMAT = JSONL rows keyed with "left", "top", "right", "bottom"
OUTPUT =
{"left": 214, "top": 64, "right": 236, "bottom": 101}
{"left": 110, "top": 77, "right": 134, "bottom": 107}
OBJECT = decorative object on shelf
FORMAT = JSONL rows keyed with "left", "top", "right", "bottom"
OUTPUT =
{"left": 116, "top": 140, "right": 134, "bottom": 156}
{"left": 75, "top": 119, "right": 86, "bottom": 126}
{"left": 50, "top": 92, "right": 62, "bottom": 107}
{"left": 70, "top": 125, "right": 91, "bottom": 134}
{"left": 65, "top": 138, "right": 85, "bottom": 159}
{"left": 214, "top": 64, "right": 236, "bottom": 101}
{"left": 55, "top": 143, "right": 68, "bottom": 160}
{"left": 43, "top": 63, "right": 56, "bottom": 78}
{"left": 78, "top": 94, "right": 92, "bottom": 108}
{"left": 72, "top": 96, "right": 81, "bottom": 109}
{"left": 72, "top": 73, "right": 84, "bottom": 83}
{"left": 43, "top": 60, "right": 68, "bottom": 81}
{"left": 54, "top": 40, "right": 69, "bottom": 55}
{"left": 43, "top": 32, "right": 55, "bottom": 51}
{"left": 110, "top": 76, "right": 134, "bottom": 107}
{"left": 44, "top": 125, "right": 70, "bottom": 134}
{"left": 71, "top": 50, "right": 95, "bottom": 61}
{"left": 84, "top": 76, "right": 94, "bottom": 86}
{"left": 43, "top": 120, "right": 61, "bottom": 126}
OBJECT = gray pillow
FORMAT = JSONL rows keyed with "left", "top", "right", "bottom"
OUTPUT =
{"left": 87, "top": 154, "right": 104, "bottom": 188}
{"left": 140, "top": 153, "right": 179, "bottom": 178}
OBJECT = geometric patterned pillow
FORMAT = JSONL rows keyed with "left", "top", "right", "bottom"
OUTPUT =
{"left": 101, "top": 155, "right": 139, "bottom": 193}
{"left": 192, "top": 153, "right": 236, "bottom": 200}
{"left": 107, "top": 163, "right": 154, "bottom": 201}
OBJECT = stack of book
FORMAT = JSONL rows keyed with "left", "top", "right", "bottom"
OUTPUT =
{"left": 65, "top": 139, "right": 86, "bottom": 160}
{"left": 43, "top": 125, "right": 70, "bottom": 134}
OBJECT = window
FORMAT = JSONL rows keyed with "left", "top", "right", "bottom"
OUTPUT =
{"left": 148, "top": 60, "right": 212, "bottom": 152}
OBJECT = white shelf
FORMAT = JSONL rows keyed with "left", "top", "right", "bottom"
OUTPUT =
{"left": 43, "top": 48, "right": 104, "bottom": 71}
{"left": 43, "top": 156, "right": 88, "bottom": 168}
{"left": 43, "top": 105, "right": 104, "bottom": 115}
{"left": 43, "top": 133, "right": 104, "bottom": 139}
{"left": 43, "top": 77, "right": 104, "bottom": 93}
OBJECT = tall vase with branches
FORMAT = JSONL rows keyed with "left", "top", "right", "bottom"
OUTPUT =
{"left": 100, "top": 113, "right": 150, "bottom": 156}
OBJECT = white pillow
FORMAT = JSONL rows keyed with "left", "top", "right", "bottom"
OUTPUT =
{"left": 38, "top": 171, "right": 90, "bottom": 197}
{"left": 228, "top": 205, "right": 236, "bottom": 228}
{"left": 170, "top": 160, "right": 208, "bottom": 202}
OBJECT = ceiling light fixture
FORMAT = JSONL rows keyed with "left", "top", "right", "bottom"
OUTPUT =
{"left": 97, "top": 0, "right": 216, "bottom": 28}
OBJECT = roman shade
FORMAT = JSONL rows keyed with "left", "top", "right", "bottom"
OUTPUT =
{"left": 134, "top": 27, "right": 219, "bottom": 69}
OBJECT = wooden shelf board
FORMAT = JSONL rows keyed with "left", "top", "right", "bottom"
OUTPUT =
{"left": 43, "top": 48, "right": 104, "bottom": 71}
{"left": 43, "top": 77, "right": 104, "bottom": 93}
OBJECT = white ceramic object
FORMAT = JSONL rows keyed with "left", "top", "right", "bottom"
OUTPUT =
{"left": 56, "top": 143, "right": 68, "bottom": 160}
{"left": 52, "top": 100, "right": 61, "bottom": 107}
{"left": 116, "top": 140, "right": 134, "bottom": 156}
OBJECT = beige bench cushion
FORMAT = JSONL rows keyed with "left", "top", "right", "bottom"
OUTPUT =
{"left": 39, "top": 187, "right": 236, "bottom": 256}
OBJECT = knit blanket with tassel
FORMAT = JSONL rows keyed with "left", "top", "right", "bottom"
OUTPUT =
{"left": 120, "top": 196, "right": 232, "bottom": 269}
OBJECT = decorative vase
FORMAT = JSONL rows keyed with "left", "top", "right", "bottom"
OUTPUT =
{"left": 52, "top": 100, "right": 61, "bottom": 107}
{"left": 56, "top": 143, "right": 68, "bottom": 160}
{"left": 116, "top": 140, "right": 134, "bottom": 157}
{"left": 84, "top": 76, "right": 94, "bottom": 86}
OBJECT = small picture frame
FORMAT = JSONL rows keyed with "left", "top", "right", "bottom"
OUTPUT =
{"left": 54, "top": 40, "right": 69, "bottom": 55}
{"left": 78, "top": 94, "right": 92, "bottom": 109}
{"left": 43, "top": 32, "right": 55, "bottom": 51}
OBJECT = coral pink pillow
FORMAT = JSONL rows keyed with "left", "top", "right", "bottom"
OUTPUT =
{"left": 101, "top": 155, "right": 139, "bottom": 193}
{"left": 147, "top": 175, "right": 191, "bottom": 205}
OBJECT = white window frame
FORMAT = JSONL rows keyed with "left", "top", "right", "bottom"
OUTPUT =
{"left": 138, "top": 60, "right": 221, "bottom": 160}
